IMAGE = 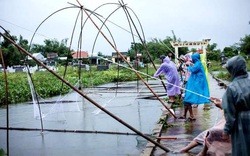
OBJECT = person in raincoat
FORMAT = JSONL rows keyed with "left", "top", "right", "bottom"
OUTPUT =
{"left": 197, "top": 49, "right": 210, "bottom": 89}
{"left": 197, "top": 49, "right": 211, "bottom": 110}
{"left": 213, "top": 55, "right": 250, "bottom": 156}
{"left": 154, "top": 55, "right": 181, "bottom": 104}
{"left": 177, "top": 55, "right": 186, "bottom": 82}
{"left": 179, "top": 53, "right": 210, "bottom": 120}
{"left": 179, "top": 98, "right": 231, "bottom": 155}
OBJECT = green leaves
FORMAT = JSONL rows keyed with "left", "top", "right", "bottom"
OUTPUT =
{"left": 0, "top": 65, "right": 155, "bottom": 105}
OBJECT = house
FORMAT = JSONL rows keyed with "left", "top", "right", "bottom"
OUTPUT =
{"left": 88, "top": 53, "right": 100, "bottom": 65}
{"left": 71, "top": 51, "right": 88, "bottom": 59}
{"left": 111, "top": 52, "right": 130, "bottom": 63}
{"left": 71, "top": 51, "right": 89, "bottom": 66}
{"left": 46, "top": 53, "right": 58, "bottom": 66}
{"left": 27, "top": 53, "right": 45, "bottom": 62}
{"left": 47, "top": 53, "right": 58, "bottom": 61}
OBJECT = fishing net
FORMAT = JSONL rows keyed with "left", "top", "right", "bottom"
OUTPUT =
{"left": 91, "top": 81, "right": 148, "bottom": 115}
{"left": 28, "top": 72, "right": 82, "bottom": 122}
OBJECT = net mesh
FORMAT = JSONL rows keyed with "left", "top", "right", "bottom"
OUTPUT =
{"left": 27, "top": 72, "right": 82, "bottom": 122}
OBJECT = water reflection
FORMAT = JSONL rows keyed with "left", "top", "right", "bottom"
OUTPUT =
{"left": 154, "top": 74, "right": 227, "bottom": 156}
{"left": 0, "top": 80, "right": 165, "bottom": 156}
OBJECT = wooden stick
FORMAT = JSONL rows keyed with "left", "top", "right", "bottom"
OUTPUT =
{"left": 157, "top": 136, "right": 177, "bottom": 140}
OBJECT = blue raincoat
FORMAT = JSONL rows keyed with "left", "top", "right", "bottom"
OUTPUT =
{"left": 154, "top": 56, "right": 181, "bottom": 96}
{"left": 183, "top": 53, "right": 210, "bottom": 104}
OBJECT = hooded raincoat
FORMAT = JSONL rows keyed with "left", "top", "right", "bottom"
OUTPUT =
{"left": 200, "top": 52, "right": 210, "bottom": 92}
{"left": 183, "top": 53, "right": 210, "bottom": 104}
{"left": 222, "top": 55, "right": 250, "bottom": 156}
{"left": 154, "top": 56, "right": 181, "bottom": 96}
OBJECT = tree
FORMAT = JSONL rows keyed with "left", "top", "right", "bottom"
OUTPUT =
{"left": 128, "top": 36, "right": 189, "bottom": 63}
{"left": 128, "top": 42, "right": 144, "bottom": 61}
{"left": 144, "top": 38, "right": 163, "bottom": 61}
{"left": 206, "top": 43, "right": 218, "bottom": 52}
{"left": 30, "top": 38, "right": 70, "bottom": 57}
{"left": 30, "top": 44, "right": 44, "bottom": 54}
{"left": 0, "top": 32, "right": 27, "bottom": 67}
{"left": 223, "top": 46, "right": 238, "bottom": 58}
{"left": 207, "top": 43, "right": 221, "bottom": 61}
{"left": 207, "top": 50, "right": 221, "bottom": 61}
{"left": 17, "top": 35, "right": 29, "bottom": 51}
{"left": 239, "top": 34, "right": 250, "bottom": 56}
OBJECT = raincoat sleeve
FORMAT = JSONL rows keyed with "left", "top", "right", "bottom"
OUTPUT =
{"left": 154, "top": 65, "right": 164, "bottom": 78}
{"left": 187, "top": 62, "right": 201, "bottom": 74}
{"left": 222, "top": 87, "right": 236, "bottom": 135}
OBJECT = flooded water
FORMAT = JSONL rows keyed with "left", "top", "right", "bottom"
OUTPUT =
{"left": 1, "top": 72, "right": 247, "bottom": 156}
{"left": 0, "top": 80, "right": 166, "bottom": 156}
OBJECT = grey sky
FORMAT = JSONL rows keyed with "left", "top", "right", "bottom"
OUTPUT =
{"left": 1, "top": 0, "right": 250, "bottom": 55}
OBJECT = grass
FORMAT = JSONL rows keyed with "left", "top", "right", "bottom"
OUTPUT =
{"left": 208, "top": 59, "right": 250, "bottom": 81}
{"left": 0, "top": 64, "right": 157, "bottom": 105}
{"left": 1, "top": 60, "right": 248, "bottom": 105}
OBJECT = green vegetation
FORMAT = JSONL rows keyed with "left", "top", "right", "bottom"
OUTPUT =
{"left": 1, "top": 30, "right": 249, "bottom": 106}
{"left": 0, "top": 65, "right": 156, "bottom": 105}
{"left": 1, "top": 30, "right": 250, "bottom": 67}
{"left": 1, "top": 58, "right": 248, "bottom": 105}
{"left": 208, "top": 60, "right": 250, "bottom": 81}
{"left": 0, "top": 149, "right": 5, "bottom": 156}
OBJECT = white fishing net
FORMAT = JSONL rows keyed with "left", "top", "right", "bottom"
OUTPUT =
{"left": 27, "top": 72, "right": 82, "bottom": 122}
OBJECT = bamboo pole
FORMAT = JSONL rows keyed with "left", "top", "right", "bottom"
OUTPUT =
{"left": 0, "top": 126, "right": 151, "bottom": 136}
{"left": 120, "top": 3, "right": 168, "bottom": 92}
{"left": 0, "top": 44, "right": 9, "bottom": 156}
{"left": 0, "top": 32, "right": 170, "bottom": 152}
{"left": 81, "top": 7, "right": 177, "bottom": 119}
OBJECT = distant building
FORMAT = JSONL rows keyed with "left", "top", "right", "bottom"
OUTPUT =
{"left": 47, "top": 52, "right": 58, "bottom": 66}
{"left": 111, "top": 52, "right": 130, "bottom": 63}
{"left": 71, "top": 51, "right": 88, "bottom": 59}
{"left": 89, "top": 53, "right": 100, "bottom": 65}
{"left": 47, "top": 53, "right": 58, "bottom": 61}
{"left": 71, "top": 51, "right": 89, "bottom": 66}
{"left": 27, "top": 53, "right": 45, "bottom": 62}
{"left": 71, "top": 51, "right": 103, "bottom": 65}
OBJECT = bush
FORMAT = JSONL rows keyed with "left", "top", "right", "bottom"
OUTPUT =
{"left": 0, "top": 65, "right": 156, "bottom": 105}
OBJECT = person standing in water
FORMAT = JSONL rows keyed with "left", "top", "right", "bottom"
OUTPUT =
{"left": 179, "top": 53, "right": 210, "bottom": 120}
{"left": 197, "top": 48, "right": 211, "bottom": 109}
{"left": 154, "top": 55, "right": 181, "bottom": 104}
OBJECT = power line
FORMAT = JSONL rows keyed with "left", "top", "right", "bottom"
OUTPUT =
{"left": 0, "top": 18, "right": 49, "bottom": 38}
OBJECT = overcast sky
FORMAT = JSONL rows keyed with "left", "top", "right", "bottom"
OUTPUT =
{"left": 1, "top": 0, "right": 250, "bottom": 55}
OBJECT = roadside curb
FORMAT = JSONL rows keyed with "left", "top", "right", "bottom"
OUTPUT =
{"left": 211, "top": 74, "right": 229, "bottom": 88}
{"left": 140, "top": 112, "right": 168, "bottom": 156}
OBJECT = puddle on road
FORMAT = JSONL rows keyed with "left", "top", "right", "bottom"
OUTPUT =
{"left": 153, "top": 77, "right": 226, "bottom": 156}
{"left": 0, "top": 80, "right": 166, "bottom": 156}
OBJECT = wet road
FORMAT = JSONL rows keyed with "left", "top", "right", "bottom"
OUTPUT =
{"left": 0, "top": 73, "right": 232, "bottom": 156}
{"left": 0, "top": 80, "right": 166, "bottom": 156}
{"left": 152, "top": 73, "right": 227, "bottom": 156}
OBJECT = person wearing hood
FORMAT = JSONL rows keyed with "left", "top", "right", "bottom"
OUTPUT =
{"left": 179, "top": 99, "right": 230, "bottom": 155}
{"left": 197, "top": 49, "right": 211, "bottom": 110}
{"left": 154, "top": 55, "right": 181, "bottom": 104}
{"left": 210, "top": 55, "right": 250, "bottom": 156}
{"left": 180, "top": 53, "right": 210, "bottom": 120}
